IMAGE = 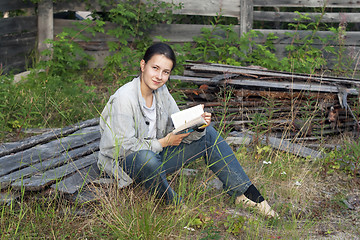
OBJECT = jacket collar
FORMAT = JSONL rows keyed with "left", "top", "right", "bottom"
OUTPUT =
{"left": 135, "top": 76, "right": 164, "bottom": 115}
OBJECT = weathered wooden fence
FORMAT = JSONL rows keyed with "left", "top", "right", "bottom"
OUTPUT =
{"left": 1, "top": 0, "right": 360, "bottom": 73}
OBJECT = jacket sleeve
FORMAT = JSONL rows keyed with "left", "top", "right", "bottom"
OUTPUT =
{"left": 100, "top": 95, "right": 163, "bottom": 160}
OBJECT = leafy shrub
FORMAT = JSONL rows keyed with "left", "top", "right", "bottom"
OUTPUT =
{"left": 323, "top": 140, "right": 360, "bottom": 177}
{"left": 100, "top": 0, "right": 181, "bottom": 83}
{"left": 175, "top": 15, "right": 281, "bottom": 70}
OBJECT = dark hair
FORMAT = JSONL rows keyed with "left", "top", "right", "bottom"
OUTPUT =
{"left": 143, "top": 43, "right": 176, "bottom": 70}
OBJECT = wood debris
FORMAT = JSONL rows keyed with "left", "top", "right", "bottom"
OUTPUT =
{"left": 172, "top": 61, "right": 360, "bottom": 142}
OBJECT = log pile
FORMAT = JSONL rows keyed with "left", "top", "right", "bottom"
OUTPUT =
{"left": 172, "top": 62, "right": 360, "bottom": 142}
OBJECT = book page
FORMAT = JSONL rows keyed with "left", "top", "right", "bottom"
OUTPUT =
{"left": 171, "top": 104, "right": 204, "bottom": 129}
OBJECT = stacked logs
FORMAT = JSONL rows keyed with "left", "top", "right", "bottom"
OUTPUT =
{"left": 171, "top": 62, "right": 360, "bottom": 142}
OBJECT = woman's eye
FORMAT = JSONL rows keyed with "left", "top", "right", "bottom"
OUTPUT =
{"left": 164, "top": 71, "right": 170, "bottom": 75}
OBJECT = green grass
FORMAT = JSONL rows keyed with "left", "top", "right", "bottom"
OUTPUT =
{"left": 1, "top": 144, "right": 359, "bottom": 239}
{"left": 1, "top": 71, "right": 359, "bottom": 239}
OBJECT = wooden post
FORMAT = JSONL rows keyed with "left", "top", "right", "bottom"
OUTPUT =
{"left": 37, "top": 0, "right": 53, "bottom": 59}
{"left": 239, "top": 0, "right": 253, "bottom": 36}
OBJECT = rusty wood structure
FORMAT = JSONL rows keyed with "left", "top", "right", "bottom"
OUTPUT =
{"left": 172, "top": 62, "right": 360, "bottom": 141}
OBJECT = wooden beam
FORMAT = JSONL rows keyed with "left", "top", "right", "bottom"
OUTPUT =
{"left": 51, "top": 163, "right": 100, "bottom": 194}
{"left": 37, "top": 0, "right": 53, "bottom": 59}
{"left": 0, "top": 118, "right": 99, "bottom": 158}
{"left": 240, "top": 0, "right": 253, "bottom": 36}
{"left": 0, "top": 125, "right": 100, "bottom": 178}
{"left": 187, "top": 63, "right": 360, "bottom": 86}
{"left": 0, "top": 0, "right": 34, "bottom": 12}
{"left": 254, "top": 11, "right": 360, "bottom": 23}
{"left": 173, "top": 75, "right": 359, "bottom": 94}
{"left": 226, "top": 132, "right": 324, "bottom": 159}
{"left": 0, "top": 16, "right": 37, "bottom": 35}
{"left": 0, "top": 141, "right": 99, "bottom": 190}
{"left": 11, "top": 152, "right": 98, "bottom": 191}
{"left": 253, "top": 0, "right": 360, "bottom": 8}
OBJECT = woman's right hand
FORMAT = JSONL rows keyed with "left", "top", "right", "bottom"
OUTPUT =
{"left": 159, "top": 132, "right": 191, "bottom": 148}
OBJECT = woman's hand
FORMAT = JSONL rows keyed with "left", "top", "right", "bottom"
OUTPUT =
{"left": 202, "top": 111, "right": 212, "bottom": 127}
{"left": 200, "top": 104, "right": 211, "bottom": 129}
{"left": 159, "top": 132, "right": 191, "bottom": 148}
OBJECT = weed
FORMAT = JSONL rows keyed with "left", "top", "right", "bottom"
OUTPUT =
{"left": 322, "top": 140, "right": 360, "bottom": 177}
{"left": 99, "top": 0, "right": 181, "bottom": 83}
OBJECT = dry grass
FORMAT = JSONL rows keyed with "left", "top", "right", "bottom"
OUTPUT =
{"left": 1, "top": 136, "right": 360, "bottom": 239}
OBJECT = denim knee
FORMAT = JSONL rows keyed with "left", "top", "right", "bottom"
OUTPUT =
{"left": 125, "top": 150, "right": 163, "bottom": 179}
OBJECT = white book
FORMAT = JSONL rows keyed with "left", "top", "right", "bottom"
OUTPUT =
{"left": 171, "top": 104, "right": 207, "bottom": 134}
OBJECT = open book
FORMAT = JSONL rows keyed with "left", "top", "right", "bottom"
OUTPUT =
{"left": 171, "top": 104, "right": 207, "bottom": 134}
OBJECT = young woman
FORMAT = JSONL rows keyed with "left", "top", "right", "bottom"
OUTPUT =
{"left": 98, "top": 43, "right": 278, "bottom": 218}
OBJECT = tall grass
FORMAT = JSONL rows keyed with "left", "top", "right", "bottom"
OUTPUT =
{"left": 1, "top": 135, "right": 359, "bottom": 239}
{"left": 1, "top": 80, "right": 359, "bottom": 239}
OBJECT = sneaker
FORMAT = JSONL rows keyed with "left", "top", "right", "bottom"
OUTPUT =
{"left": 236, "top": 194, "right": 279, "bottom": 218}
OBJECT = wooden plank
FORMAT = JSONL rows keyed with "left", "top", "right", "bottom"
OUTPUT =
{"left": 51, "top": 162, "right": 100, "bottom": 194}
{"left": 71, "top": 186, "right": 102, "bottom": 204}
{"left": 0, "top": 125, "right": 100, "bottom": 177}
{"left": 264, "top": 135, "right": 324, "bottom": 159}
{"left": 54, "top": 19, "right": 118, "bottom": 42}
{"left": 227, "top": 131, "right": 324, "bottom": 159}
{"left": 1, "top": 61, "right": 27, "bottom": 75}
{"left": 161, "top": 0, "right": 360, "bottom": 16}
{"left": 187, "top": 63, "right": 360, "bottom": 85}
{"left": 240, "top": 0, "right": 253, "bottom": 36}
{"left": 0, "top": 191, "right": 20, "bottom": 205}
{"left": 225, "top": 78, "right": 358, "bottom": 94}
{"left": 0, "top": 118, "right": 99, "bottom": 157}
{"left": 11, "top": 152, "right": 98, "bottom": 191}
{"left": 254, "top": 29, "right": 360, "bottom": 46}
{"left": 38, "top": 0, "right": 53, "bottom": 57}
{"left": 54, "top": 1, "right": 103, "bottom": 12}
{"left": 254, "top": 11, "right": 360, "bottom": 23}
{"left": 0, "top": 43, "right": 35, "bottom": 60}
{"left": 54, "top": 0, "right": 242, "bottom": 18}
{"left": 53, "top": 21, "right": 360, "bottom": 48}
{"left": 156, "top": 0, "right": 241, "bottom": 18}
{"left": 149, "top": 24, "right": 360, "bottom": 46}
{"left": 173, "top": 75, "right": 359, "bottom": 95}
{"left": 51, "top": 0, "right": 360, "bottom": 16}
{"left": 0, "top": 0, "right": 34, "bottom": 11}
{"left": 0, "top": 141, "right": 99, "bottom": 190}
{"left": 150, "top": 24, "right": 214, "bottom": 43}
{"left": 0, "top": 16, "right": 37, "bottom": 35}
{"left": 0, "top": 32, "right": 36, "bottom": 47}
{"left": 253, "top": 0, "right": 360, "bottom": 8}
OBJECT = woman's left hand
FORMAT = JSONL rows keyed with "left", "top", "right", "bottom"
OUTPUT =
{"left": 202, "top": 111, "right": 211, "bottom": 128}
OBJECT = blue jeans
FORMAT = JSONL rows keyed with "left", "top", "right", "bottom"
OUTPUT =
{"left": 123, "top": 126, "right": 251, "bottom": 203}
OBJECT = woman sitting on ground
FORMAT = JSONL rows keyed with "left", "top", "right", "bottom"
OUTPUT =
{"left": 98, "top": 42, "right": 278, "bottom": 218}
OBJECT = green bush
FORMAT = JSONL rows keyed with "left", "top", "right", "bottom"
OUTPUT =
{"left": 323, "top": 140, "right": 360, "bottom": 177}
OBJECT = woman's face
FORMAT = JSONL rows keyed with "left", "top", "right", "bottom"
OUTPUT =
{"left": 140, "top": 54, "right": 173, "bottom": 93}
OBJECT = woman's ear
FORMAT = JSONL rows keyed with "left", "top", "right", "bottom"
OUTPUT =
{"left": 140, "top": 59, "right": 146, "bottom": 72}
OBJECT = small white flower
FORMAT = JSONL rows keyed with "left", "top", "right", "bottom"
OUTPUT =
{"left": 184, "top": 226, "right": 195, "bottom": 232}
{"left": 263, "top": 160, "right": 272, "bottom": 165}
{"left": 295, "top": 181, "right": 301, "bottom": 186}
{"left": 281, "top": 171, "right": 287, "bottom": 175}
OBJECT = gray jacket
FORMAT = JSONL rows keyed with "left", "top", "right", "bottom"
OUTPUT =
{"left": 98, "top": 77, "right": 205, "bottom": 187}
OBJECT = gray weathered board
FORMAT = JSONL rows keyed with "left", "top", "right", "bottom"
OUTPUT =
{"left": 226, "top": 132, "right": 324, "bottom": 159}
{"left": 0, "top": 118, "right": 103, "bottom": 204}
